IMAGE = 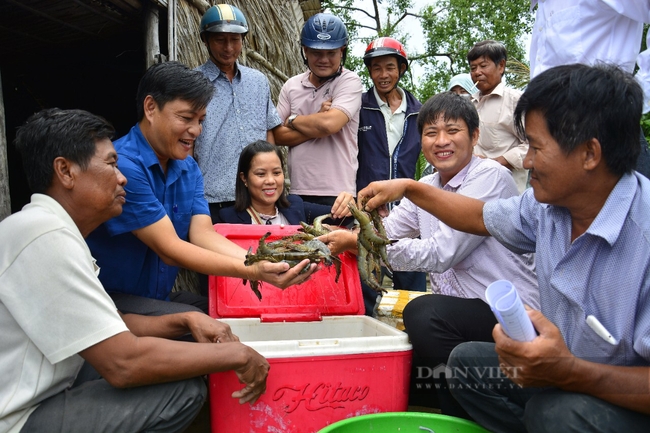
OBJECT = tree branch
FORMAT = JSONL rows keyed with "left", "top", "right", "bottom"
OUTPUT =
{"left": 335, "top": 5, "right": 376, "bottom": 21}
{"left": 347, "top": 23, "right": 382, "bottom": 33}
{"left": 392, "top": 11, "right": 421, "bottom": 27}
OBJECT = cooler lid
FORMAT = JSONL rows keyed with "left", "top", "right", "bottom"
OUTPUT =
{"left": 208, "top": 224, "right": 364, "bottom": 320}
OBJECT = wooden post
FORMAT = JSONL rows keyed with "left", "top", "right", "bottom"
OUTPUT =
{"left": 168, "top": 0, "right": 176, "bottom": 61}
{"left": 145, "top": 3, "right": 161, "bottom": 69}
{"left": 0, "top": 69, "right": 10, "bottom": 222}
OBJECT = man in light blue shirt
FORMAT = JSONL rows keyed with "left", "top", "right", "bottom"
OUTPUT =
{"left": 194, "top": 5, "right": 281, "bottom": 221}
{"left": 357, "top": 63, "right": 650, "bottom": 432}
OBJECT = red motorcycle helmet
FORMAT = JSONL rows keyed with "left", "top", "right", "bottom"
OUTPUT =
{"left": 363, "top": 37, "right": 409, "bottom": 75}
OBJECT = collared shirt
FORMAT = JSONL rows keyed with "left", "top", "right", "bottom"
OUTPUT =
{"left": 383, "top": 156, "right": 539, "bottom": 308}
{"left": 277, "top": 68, "right": 363, "bottom": 196}
{"left": 471, "top": 81, "right": 529, "bottom": 194}
{"left": 530, "top": 0, "right": 650, "bottom": 112}
{"left": 373, "top": 86, "right": 407, "bottom": 156}
{"left": 86, "top": 124, "right": 210, "bottom": 300}
{"left": 484, "top": 173, "right": 650, "bottom": 365}
{"left": 0, "top": 194, "right": 126, "bottom": 433}
{"left": 194, "top": 61, "right": 282, "bottom": 203}
{"left": 356, "top": 87, "right": 422, "bottom": 192}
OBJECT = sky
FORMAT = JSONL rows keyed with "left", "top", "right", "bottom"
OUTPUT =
{"left": 347, "top": 0, "right": 429, "bottom": 79}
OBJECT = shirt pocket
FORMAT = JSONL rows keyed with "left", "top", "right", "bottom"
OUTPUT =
{"left": 479, "top": 121, "right": 506, "bottom": 153}
{"left": 572, "top": 313, "right": 625, "bottom": 364}
{"left": 171, "top": 212, "right": 192, "bottom": 241}
{"left": 545, "top": 6, "right": 583, "bottom": 66}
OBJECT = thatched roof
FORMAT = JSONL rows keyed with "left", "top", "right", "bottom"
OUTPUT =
{"left": 177, "top": 0, "right": 322, "bottom": 101}
{"left": 0, "top": 0, "right": 321, "bottom": 221}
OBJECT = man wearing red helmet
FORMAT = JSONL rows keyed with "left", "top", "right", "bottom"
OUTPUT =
{"left": 274, "top": 13, "right": 363, "bottom": 207}
{"left": 357, "top": 37, "right": 427, "bottom": 299}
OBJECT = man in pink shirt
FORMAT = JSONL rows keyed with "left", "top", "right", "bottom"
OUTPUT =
{"left": 274, "top": 13, "right": 363, "bottom": 207}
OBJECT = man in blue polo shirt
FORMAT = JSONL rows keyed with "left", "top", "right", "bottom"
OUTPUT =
{"left": 86, "top": 62, "right": 314, "bottom": 315}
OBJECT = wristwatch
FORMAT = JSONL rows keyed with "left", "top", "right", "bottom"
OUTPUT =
{"left": 287, "top": 114, "right": 298, "bottom": 130}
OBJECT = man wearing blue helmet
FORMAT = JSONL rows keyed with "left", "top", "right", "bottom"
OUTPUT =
{"left": 274, "top": 13, "right": 363, "bottom": 207}
{"left": 194, "top": 4, "right": 282, "bottom": 222}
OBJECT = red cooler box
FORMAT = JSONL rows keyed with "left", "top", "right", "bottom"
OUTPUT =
{"left": 208, "top": 224, "right": 412, "bottom": 433}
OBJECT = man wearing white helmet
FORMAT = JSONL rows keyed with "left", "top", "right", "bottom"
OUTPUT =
{"left": 194, "top": 4, "right": 282, "bottom": 222}
{"left": 274, "top": 13, "right": 363, "bottom": 207}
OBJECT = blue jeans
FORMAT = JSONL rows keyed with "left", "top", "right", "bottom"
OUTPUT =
{"left": 447, "top": 342, "right": 650, "bottom": 433}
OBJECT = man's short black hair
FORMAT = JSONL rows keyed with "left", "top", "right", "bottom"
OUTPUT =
{"left": 135, "top": 61, "right": 214, "bottom": 120}
{"left": 14, "top": 108, "right": 115, "bottom": 193}
{"left": 514, "top": 63, "right": 642, "bottom": 176}
{"left": 467, "top": 40, "right": 507, "bottom": 67}
{"left": 417, "top": 91, "right": 480, "bottom": 138}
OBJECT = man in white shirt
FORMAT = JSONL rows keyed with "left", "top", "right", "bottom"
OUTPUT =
{"left": 468, "top": 40, "right": 529, "bottom": 193}
{"left": 530, "top": 0, "right": 650, "bottom": 177}
{"left": 0, "top": 108, "right": 270, "bottom": 433}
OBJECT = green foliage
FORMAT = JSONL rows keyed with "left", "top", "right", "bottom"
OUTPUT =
{"left": 642, "top": 112, "right": 650, "bottom": 144}
{"left": 416, "top": 0, "right": 533, "bottom": 101}
{"left": 324, "top": 0, "right": 419, "bottom": 92}
{"left": 414, "top": 151, "right": 428, "bottom": 180}
{"left": 324, "top": 0, "right": 534, "bottom": 102}
{"left": 634, "top": 26, "right": 649, "bottom": 143}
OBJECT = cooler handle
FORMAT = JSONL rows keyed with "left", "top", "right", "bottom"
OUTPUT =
{"left": 260, "top": 312, "right": 323, "bottom": 323}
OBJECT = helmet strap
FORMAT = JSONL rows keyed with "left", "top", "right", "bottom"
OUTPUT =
{"left": 303, "top": 47, "right": 346, "bottom": 84}
{"left": 203, "top": 33, "right": 245, "bottom": 73}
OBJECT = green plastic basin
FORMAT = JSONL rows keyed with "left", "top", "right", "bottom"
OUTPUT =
{"left": 317, "top": 412, "right": 491, "bottom": 433}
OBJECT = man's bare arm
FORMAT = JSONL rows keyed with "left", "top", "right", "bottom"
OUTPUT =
{"left": 119, "top": 311, "right": 238, "bottom": 343}
{"left": 274, "top": 108, "right": 350, "bottom": 147}
{"left": 80, "top": 331, "right": 268, "bottom": 403}
{"left": 133, "top": 214, "right": 316, "bottom": 288}
{"left": 358, "top": 179, "right": 489, "bottom": 236}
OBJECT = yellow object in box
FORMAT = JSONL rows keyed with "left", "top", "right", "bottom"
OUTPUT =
{"left": 376, "top": 290, "right": 428, "bottom": 330}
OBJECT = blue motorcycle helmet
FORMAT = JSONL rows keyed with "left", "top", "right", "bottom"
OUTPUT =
{"left": 301, "top": 13, "right": 348, "bottom": 50}
{"left": 200, "top": 4, "right": 248, "bottom": 41}
{"left": 300, "top": 13, "right": 349, "bottom": 81}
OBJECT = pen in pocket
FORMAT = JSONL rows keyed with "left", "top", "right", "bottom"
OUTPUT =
{"left": 586, "top": 315, "right": 618, "bottom": 345}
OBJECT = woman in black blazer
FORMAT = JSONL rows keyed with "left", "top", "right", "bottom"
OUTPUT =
{"left": 218, "top": 140, "right": 352, "bottom": 225}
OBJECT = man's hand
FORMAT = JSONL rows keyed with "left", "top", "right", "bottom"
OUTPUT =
{"left": 318, "top": 228, "right": 357, "bottom": 256}
{"left": 250, "top": 259, "right": 317, "bottom": 289}
{"left": 319, "top": 98, "right": 333, "bottom": 113}
{"left": 185, "top": 312, "right": 239, "bottom": 344}
{"left": 330, "top": 191, "right": 354, "bottom": 220}
{"left": 231, "top": 345, "right": 270, "bottom": 404}
{"left": 494, "top": 309, "right": 576, "bottom": 388}
{"left": 358, "top": 179, "right": 413, "bottom": 215}
{"left": 493, "top": 155, "right": 514, "bottom": 170}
